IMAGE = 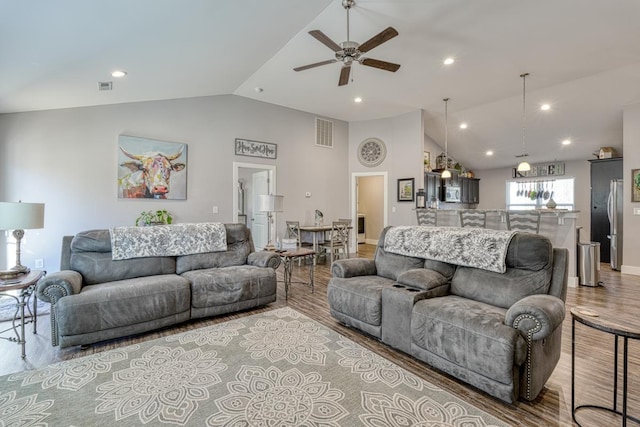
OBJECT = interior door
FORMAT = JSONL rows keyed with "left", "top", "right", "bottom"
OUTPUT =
{"left": 252, "top": 170, "right": 270, "bottom": 249}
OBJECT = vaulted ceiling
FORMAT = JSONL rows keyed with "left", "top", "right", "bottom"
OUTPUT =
{"left": 3, "top": 0, "right": 640, "bottom": 170}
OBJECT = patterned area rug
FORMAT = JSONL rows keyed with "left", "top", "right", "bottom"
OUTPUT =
{"left": 0, "top": 294, "right": 49, "bottom": 322}
{"left": 0, "top": 308, "right": 509, "bottom": 426}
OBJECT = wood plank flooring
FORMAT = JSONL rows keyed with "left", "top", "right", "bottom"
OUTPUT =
{"left": 1, "top": 244, "right": 639, "bottom": 426}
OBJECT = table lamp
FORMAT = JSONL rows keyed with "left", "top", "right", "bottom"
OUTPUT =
{"left": 259, "top": 194, "right": 284, "bottom": 251}
{"left": 0, "top": 201, "right": 45, "bottom": 278}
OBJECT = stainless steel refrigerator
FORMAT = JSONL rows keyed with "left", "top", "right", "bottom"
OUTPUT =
{"left": 607, "top": 179, "right": 623, "bottom": 270}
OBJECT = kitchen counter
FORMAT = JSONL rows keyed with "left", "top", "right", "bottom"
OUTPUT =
{"left": 418, "top": 209, "right": 580, "bottom": 286}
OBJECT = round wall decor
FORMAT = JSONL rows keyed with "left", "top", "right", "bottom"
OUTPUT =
{"left": 357, "top": 137, "right": 387, "bottom": 167}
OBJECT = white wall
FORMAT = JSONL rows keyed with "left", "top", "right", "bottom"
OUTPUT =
{"left": 622, "top": 103, "right": 640, "bottom": 275}
{"left": 0, "top": 95, "right": 349, "bottom": 271}
{"left": 349, "top": 110, "right": 424, "bottom": 227}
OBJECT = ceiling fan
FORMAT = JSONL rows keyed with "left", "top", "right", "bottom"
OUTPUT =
{"left": 294, "top": 0, "right": 400, "bottom": 86}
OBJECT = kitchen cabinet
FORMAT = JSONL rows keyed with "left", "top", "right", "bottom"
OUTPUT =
{"left": 461, "top": 178, "right": 480, "bottom": 204}
{"left": 589, "top": 158, "right": 622, "bottom": 263}
{"left": 425, "top": 172, "right": 441, "bottom": 203}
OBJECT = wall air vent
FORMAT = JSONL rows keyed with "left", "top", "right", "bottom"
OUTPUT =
{"left": 315, "top": 118, "right": 333, "bottom": 148}
{"left": 98, "top": 81, "right": 113, "bottom": 91}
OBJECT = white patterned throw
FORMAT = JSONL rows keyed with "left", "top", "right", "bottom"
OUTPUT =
{"left": 384, "top": 226, "right": 516, "bottom": 273}
{"left": 110, "top": 222, "right": 227, "bottom": 260}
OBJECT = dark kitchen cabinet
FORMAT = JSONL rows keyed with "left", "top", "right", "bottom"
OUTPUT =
{"left": 460, "top": 178, "right": 480, "bottom": 204}
{"left": 589, "top": 158, "right": 622, "bottom": 263}
{"left": 425, "top": 172, "right": 441, "bottom": 203}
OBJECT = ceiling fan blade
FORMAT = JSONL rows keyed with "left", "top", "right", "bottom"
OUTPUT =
{"left": 361, "top": 58, "right": 401, "bottom": 72}
{"left": 309, "top": 30, "right": 342, "bottom": 52}
{"left": 338, "top": 66, "right": 351, "bottom": 86}
{"left": 293, "top": 59, "right": 337, "bottom": 72}
{"left": 358, "top": 27, "right": 399, "bottom": 53}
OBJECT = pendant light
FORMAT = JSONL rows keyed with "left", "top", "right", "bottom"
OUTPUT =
{"left": 441, "top": 98, "right": 452, "bottom": 179}
{"left": 516, "top": 73, "right": 531, "bottom": 172}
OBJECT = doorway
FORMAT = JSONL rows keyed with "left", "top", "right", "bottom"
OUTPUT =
{"left": 233, "top": 162, "right": 277, "bottom": 250}
{"left": 351, "top": 172, "right": 387, "bottom": 250}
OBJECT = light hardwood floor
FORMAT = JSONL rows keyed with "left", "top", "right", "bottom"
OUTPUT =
{"left": 1, "top": 244, "right": 639, "bottom": 426}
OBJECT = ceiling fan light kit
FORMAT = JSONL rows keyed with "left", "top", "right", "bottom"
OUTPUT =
{"left": 294, "top": 0, "right": 400, "bottom": 86}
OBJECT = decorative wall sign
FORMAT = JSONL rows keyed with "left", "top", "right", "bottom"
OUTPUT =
{"left": 397, "top": 178, "right": 415, "bottom": 202}
{"left": 512, "top": 161, "right": 565, "bottom": 178}
{"left": 117, "top": 135, "right": 187, "bottom": 200}
{"left": 357, "top": 137, "right": 387, "bottom": 167}
{"left": 235, "top": 138, "right": 277, "bottom": 159}
{"left": 632, "top": 169, "right": 640, "bottom": 202}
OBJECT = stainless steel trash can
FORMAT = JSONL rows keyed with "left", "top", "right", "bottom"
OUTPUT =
{"left": 578, "top": 242, "right": 601, "bottom": 286}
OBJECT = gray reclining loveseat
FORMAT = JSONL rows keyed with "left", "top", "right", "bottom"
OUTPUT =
{"left": 327, "top": 225, "right": 568, "bottom": 403}
{"left": 36, "top": 223, "right": 280, "bottom": 348}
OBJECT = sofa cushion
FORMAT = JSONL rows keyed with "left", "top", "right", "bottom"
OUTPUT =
{"left": 70, "top": 252, "right": 176, "bottom": 285}
{"left": 183, "top": 265, "right": 275, "bottom": 308}
{"left": 412, "top": 296, "right": 527, "bottom": 385}
{"left": 55, "top": 274, "right": 191, "bottom": 336}
{"left": 70, "top": 229, "right": 113, "bottom": 252}
{"left": 327, "top": 276, "right": 396, "bottom": 327}
{"left": 396, "top": 269, "right": 448, "bottom": 290}
{"left": 375, "top": 248, "right": 424, "bottom": 281}
{"left": 451, "top": 266, "right": 552, "bottom": 309}
{"left": 505, "top": 233, "right": 553, "bottom": 271}
{"left": 176, "top": 223, "right": 251, "bottom": 274}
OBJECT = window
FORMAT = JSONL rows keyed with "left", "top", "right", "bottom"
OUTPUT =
{"left": 506, "top": 178, "right": 574, "bottom": 210}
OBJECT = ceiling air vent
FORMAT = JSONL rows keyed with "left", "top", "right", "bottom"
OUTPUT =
{"left": 98, "top": 81, "right": 113, "bottom": 91}
{"left": 315, "top": 118, "right": 333, "bottom": 148}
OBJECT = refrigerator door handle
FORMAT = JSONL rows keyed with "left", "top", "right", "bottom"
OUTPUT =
{"left": 607, "top": 189, "right": 613, "bottom": 225}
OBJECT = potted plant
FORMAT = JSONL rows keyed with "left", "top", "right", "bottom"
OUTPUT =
{"left": 135, "top": 209, "right": 173, "bottom": 226}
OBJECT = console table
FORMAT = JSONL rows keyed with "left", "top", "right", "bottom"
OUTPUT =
{"left": 0, "top": 270, "right": 46, "bottom": 358}
{"left": 571, "top": 306, "right": 640, "bottom": 426}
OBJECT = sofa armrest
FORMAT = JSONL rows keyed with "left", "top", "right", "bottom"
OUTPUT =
{"left": 331, "top": 258, "right": 376, "bottom": 278}
{"left": 248, "top": 251, "right": 281, "bottom": 270}
{"left": 35, "top": 270, "right": 83, "bottom": 304}
{"left": 505, "top": 294, "right": 565, "bottom": 341}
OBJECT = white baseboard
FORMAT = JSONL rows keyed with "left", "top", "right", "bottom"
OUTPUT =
{"left": 365, "top": 238, "right": 378, "bottom": 246}
{"left": 621, "top": 265, "right": 640, "bottom": 276}
{"left": 567, "top": 276, "right": 579, "bottom": 288}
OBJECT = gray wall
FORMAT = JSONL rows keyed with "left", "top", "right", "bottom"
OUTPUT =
{"left": 623, "top": 102, "right": 640, "bottom": 275}
{"left": 0, "top": 94, "right": 348, "bottom": 271}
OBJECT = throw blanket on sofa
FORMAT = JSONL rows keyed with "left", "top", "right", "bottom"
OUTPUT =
{"left": 384, "top": 226, "right": 516, "bottom": 273}
{"left": 110, "top": 222, "right": 227, "bottom": 260}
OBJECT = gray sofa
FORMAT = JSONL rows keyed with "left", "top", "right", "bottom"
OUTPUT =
{"left": 36, "top": 223, "right": 280, "bottom": 348}
{"left": 327, "top": 226, "right": 568, "bottom": 403}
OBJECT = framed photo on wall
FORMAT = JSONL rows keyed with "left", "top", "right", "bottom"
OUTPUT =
{"left": 397, "top": 178, "right": 415, "bottom": 202}
{"left": 632, "top": 169, "right": 640, "bottom": 202}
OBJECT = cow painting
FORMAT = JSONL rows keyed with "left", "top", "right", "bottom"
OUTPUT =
{"left": 117, "top": 136, "right": 187, "bottom": 199}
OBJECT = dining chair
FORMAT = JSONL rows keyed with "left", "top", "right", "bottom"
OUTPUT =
{"left": 416, "top": 208, "right": 437, "bottom": 226}
{"left": 459, "top": 210, "right": 487, "bottom": 228}
{"left": 507, "top": 211, "right": 541, "bottom": 234}
{"left": 285, "top": 220, "right": 304, "bottom": 265}
{"left": 320, "top": 221, "right": 350, "bottom": 264}
{"left": 338, "top": 218, "right": 352, "bottom": 250}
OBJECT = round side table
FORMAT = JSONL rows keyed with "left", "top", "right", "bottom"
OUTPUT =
{"left": 571, "top": 306, "right": 640, "bottom": 427}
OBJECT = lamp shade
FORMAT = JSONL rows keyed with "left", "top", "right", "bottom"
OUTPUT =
{"left": 258, "top": 195, "right": 284, "bottom": 212}
{"left": 0, "top": 202, "right": 45, "bottom": 230}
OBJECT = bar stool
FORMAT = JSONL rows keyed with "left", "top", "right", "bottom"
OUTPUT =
{"left": 459, "top": 210, "right": 487, "bottom": 228}
{"left": 416, "top": 208, "right": 437, "bottom": 226}
{"left": 507, "top": 211, "right": 541, "bottom": 234}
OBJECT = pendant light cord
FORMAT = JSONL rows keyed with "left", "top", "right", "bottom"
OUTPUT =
{"left": 444, "top": 97, "right": 449, "bottom": 164}
{"left": 521, "top": 73, "right": 528, "bottom": 154}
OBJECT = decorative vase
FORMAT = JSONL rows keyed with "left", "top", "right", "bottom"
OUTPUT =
{"left": 546, "top": 197, "right": 557, "bottom": 209}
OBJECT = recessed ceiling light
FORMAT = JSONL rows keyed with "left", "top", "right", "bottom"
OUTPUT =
{"left": 254, "top": 87, "right": 264, "bottom": 93}
{"left": 111, "top": 70, "right": 127, "bottom": 78}
{"left": 459, "top": 122, "right": 468, "bottom": 129}
{"left": 354, "top": 97, "right": 362, "bottom": 103}
{"left": 486, "top": 150, "right": 494, "bottom": 156}
{"left": 443, "top": 57, "right": 455, "bottom": 65}
{"left": 540, "top": 103, "right": 551, "bottom": 111}
{"left": 562, "top": 139, "right": 571, "bottom": 145}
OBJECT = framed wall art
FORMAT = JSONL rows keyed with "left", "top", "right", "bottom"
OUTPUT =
{"left": 632, "top": 169, "right": 640, "bottom": 202}
{"left": 117, "top": 135, "right": 187, "bottom": 200}
{"left": 235, "top": 138, "right": 277, "bottom": 159}
{"left": 397, "top": 178, "right": 415, "bottom": 202}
